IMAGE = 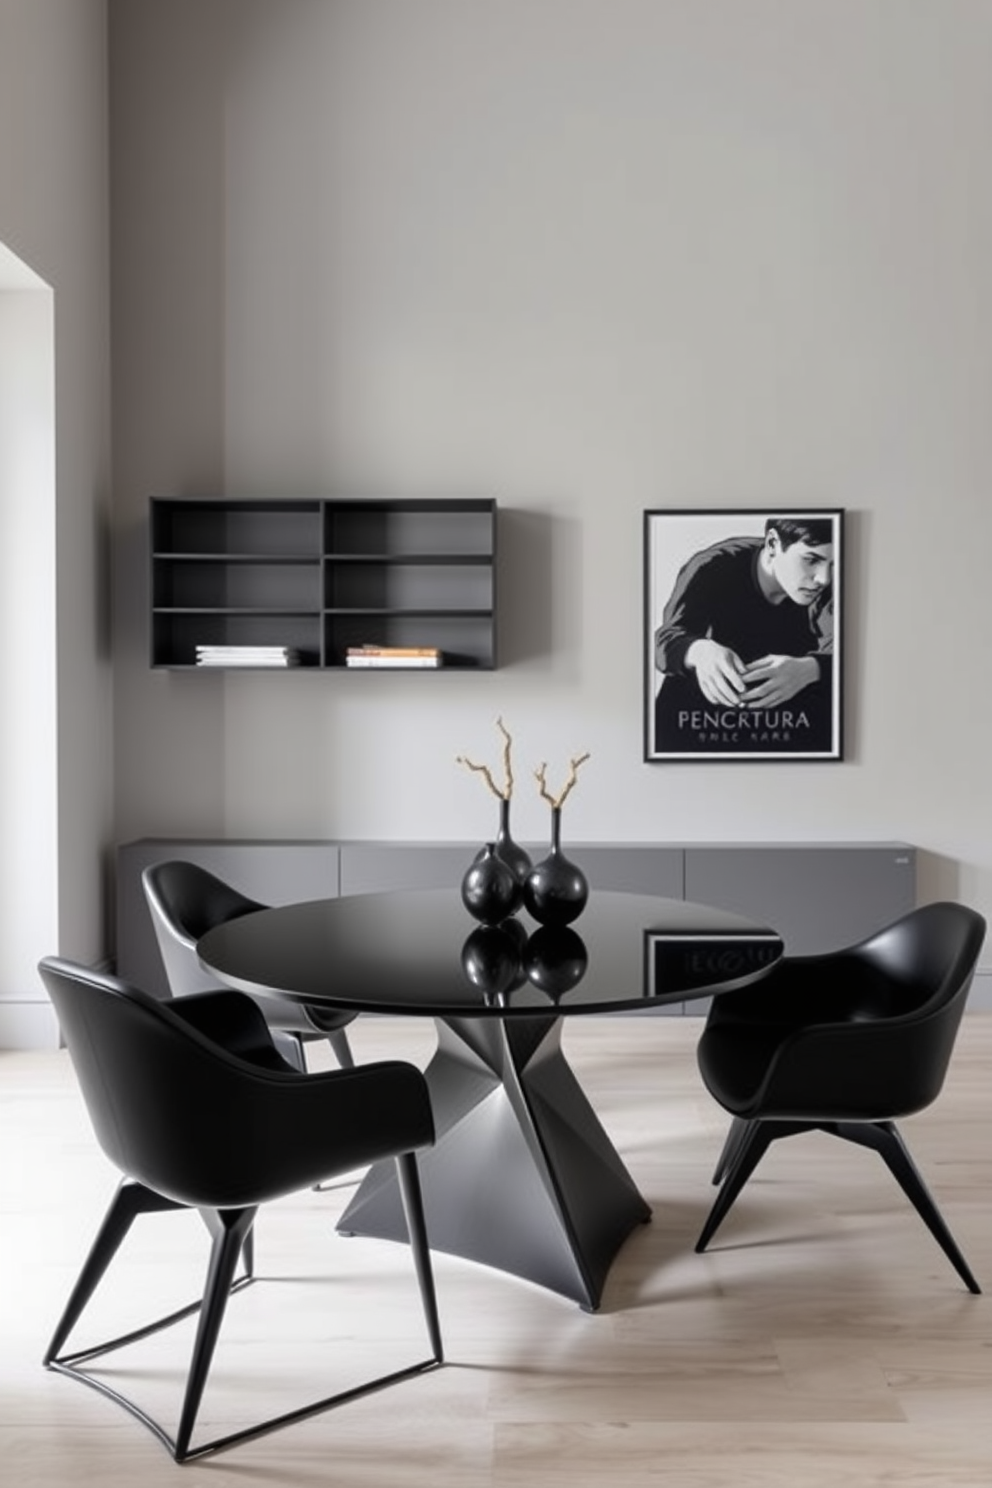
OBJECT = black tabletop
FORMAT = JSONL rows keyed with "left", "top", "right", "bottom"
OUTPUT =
{"left": 197, "top": 889, "right": 783, "bottom": 1018}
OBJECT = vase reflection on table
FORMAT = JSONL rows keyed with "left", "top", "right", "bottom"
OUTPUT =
{"left": 522, "top": 925, "right": 588, "bottom": 999}
{"left": 460, "top": 921, "right": 528, "bottom": 1000}
{"left": 460, "top": 920, "right": 588, "bottom": 1005}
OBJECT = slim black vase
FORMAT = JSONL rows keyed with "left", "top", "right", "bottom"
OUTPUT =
{"left": 493, "top": 796, "right": 533, "bottom": 884}
{"left": 522, "top": 806, "right": 588, "bottom": 926}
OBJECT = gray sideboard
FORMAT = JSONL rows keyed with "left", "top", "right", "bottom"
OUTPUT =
{"left": 116, "top": 839, "right": 917, "bottom": 1009}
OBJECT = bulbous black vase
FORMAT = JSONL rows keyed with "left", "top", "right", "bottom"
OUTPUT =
{"left": 522, "top": 807, "right": 588, "bottom": 927}
{"left": 461, "top": 842, "right": 522, "bottom": 925}
{"left": 523, "top": 925, "right": 588, "bottom": 1001}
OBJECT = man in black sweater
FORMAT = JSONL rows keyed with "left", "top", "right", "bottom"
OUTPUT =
{"left": 653, "top": 516, "right": 835, "bottom": 756}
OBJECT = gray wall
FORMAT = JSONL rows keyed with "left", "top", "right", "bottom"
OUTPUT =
{"left": 0, "top": 0, "right": 112, "bottom": 1042}
{"left": 2, "top": 1, "right": 988, "bottom": 1040}
{"left": 109, "top": 0, "right": 992, "bottom": 977}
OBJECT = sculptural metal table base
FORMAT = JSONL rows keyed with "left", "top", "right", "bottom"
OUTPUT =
{"left": 338, "top": 1015, "right": 652, "bottom": 1310}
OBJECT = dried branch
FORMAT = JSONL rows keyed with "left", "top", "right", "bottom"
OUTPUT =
{"left": 455, "top": 755, "right": 504, "bottom": 799}
{"left": 534, "top": 751, "right": 591, "bottom": 810}
{"left": 497, "top": 717, "right": 514, "bottom": 799}
{"left": 456, "top": 716, "right": 515, "bottom": 800}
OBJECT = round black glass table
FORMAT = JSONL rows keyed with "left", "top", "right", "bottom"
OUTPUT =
{"left": 198, "top": 889, "right": 782, "bottom": 1309}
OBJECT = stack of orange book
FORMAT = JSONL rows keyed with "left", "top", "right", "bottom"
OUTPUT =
{"left": 345, "top": 646, "right": 443, "bottom": 668}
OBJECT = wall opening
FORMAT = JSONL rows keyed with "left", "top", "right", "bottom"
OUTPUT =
{"left": 0, "top": 239, "right": 58, "bottom": 1046}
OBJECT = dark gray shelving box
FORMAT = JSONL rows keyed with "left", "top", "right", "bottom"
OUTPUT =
{"left": 150, "top": 496, "right": 497, "bottom": 670}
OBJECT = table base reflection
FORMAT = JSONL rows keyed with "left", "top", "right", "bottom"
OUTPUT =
{"left": 338, "top": 1014, "right": 651, "bottom": 1311}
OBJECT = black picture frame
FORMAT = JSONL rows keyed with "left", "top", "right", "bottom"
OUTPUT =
{"left": 644, "top": 508, "right": 844, "bottom": 762}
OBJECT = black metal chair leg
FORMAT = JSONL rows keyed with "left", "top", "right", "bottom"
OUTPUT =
{"left": 711, "top": 1117, "right": 755, "bottom": 1185}
{"left": 696, "top": 1121, "right": 778, "bottom": 1252}
{"left": 241, "top": 1225, "right": 255, "bottom": 1279}
{"left": 832, "top": 1121, "right": 981, "bottom": 1294}
{"left": 311, "top": 1027, "right": 355, "bottom": 1189}
{"left": 44, "top": 1180, "right": 183, "bottom": 1365}
{"left": 395, "top": 1152, "right": 443, "bottom": 1363}
{"left": 329, "top": 1027, "right": 355, "bottom": 1069}
{"left": 175, "top": 1208, "right": 257, "bottom": 1462}
{"left": 696, "top": 1120, "right": 818, "bottom": 1253}
{"left": 270, "top": 1029, "right": 307, "bottom": 1072}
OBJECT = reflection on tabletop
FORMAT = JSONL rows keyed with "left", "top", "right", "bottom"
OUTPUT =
{"left": 460, "top": 920, "right": 588, "bottom": 1005}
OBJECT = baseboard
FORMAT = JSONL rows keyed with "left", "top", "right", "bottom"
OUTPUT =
{"left": 0, "top": 1001, "right": 61, "bottom": 1049}
{"left": 969, "top": 969, "right": 992, "bottom": 1011}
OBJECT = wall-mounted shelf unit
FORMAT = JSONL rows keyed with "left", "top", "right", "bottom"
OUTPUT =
{"left": 150, "top": 497, "right": 497, "bottom": 670}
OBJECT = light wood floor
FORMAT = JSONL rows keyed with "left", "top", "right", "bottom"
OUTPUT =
{"left": 2, "top": 1014, "right": 990, "bottom": 1487}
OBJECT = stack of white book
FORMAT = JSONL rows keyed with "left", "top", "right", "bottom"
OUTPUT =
{"left": 345, "top": 646, "right": 443, "bottom": 669}
{"left": 195, "top": 645, "right": 301, "bottom": 668}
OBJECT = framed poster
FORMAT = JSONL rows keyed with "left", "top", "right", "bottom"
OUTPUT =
{"left": 644, "top": 508, "right": 843, "bottom": 762}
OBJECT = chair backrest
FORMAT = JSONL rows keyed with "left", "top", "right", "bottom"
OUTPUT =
{"left": 858, "top": 900, "right": 986, "bottom": 1012}
{"left": 38, "top": 956, "right": 278, "bottom": 1204}
{"left": 142, "top": 859, "right": 264, "bottom": 998}
{"left": 38, "top": 955, "right": 434, "bottom": 1211}
{"left": 767, "top": 901, "right": 986, "bottom": 1118}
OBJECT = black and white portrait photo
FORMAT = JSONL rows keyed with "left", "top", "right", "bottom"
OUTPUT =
{"left": 644, "top": 509, "right": 843, "bottom": 762}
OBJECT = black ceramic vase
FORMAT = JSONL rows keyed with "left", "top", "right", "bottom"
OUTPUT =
{"left": 461, "top": 842, "right": 522, "bottom": 925}
{"left": 522, "top": 806, "right": 589, "bottom": 927}
{"left": 493, "top": 796, "right": 533, "bottom": 884}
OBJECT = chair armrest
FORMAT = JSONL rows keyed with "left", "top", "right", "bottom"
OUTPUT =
{"left": 170, "top": 989, "right": 297, "bottom": 1071}
{"left": 173, "top": 1057, "right": 436, "bottom": 1208}
{"left": 707, "top": 952, "right": 911, "bottom": 1028}
{"left": 755, "top": 1011, "right": 961, "bottom": 1120}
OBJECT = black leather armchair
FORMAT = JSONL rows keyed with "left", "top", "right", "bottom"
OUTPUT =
{"left": 694, "top": 901, "right": 986, "bottom": 1293}
{"left": 142, "top": 859, "right": 357, "bottom": 1072}
{"left": 38, "top": 956, "right": 443, "bottom": 1463}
